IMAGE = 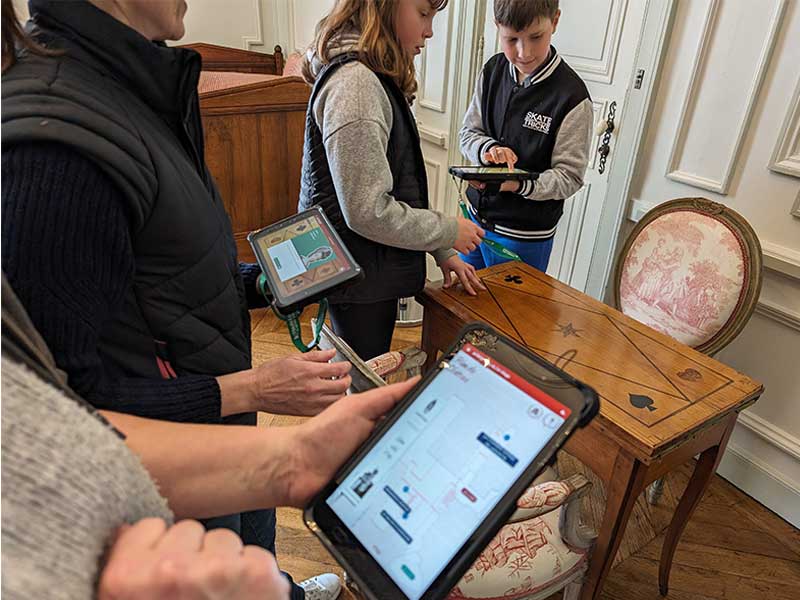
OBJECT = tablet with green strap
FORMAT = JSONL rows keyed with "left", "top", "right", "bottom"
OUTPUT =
{"left": 248, "top": 207, "right": 363, "bottom": 351}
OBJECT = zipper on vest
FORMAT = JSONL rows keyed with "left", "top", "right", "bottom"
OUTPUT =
{"left": 154, "top": 339, "right": 178, "bottom": 379}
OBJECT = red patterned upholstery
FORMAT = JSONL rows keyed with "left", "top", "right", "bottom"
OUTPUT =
{"left": 618, "top": 207, "right": 750, "bottom": 349}
{"left": 447, "top": 473, "right": 590, "bottom": 600}
{"left": 197, "top": 71, "right": 279, "bottom": 94}
{"left": 283, "top": 52, "right": 304, "bottom": 78}
{"left": 448, "top": 508, "right": 588, "bottom": 600}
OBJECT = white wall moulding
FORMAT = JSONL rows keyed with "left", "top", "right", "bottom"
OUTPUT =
{"left": 627, "top": 197, "right": 656, "bottom": 223}
{"left": 792, "top": 189, "right": 800, "bottom": 219}
{"left": 272, "top": 0, "right": 293, "bottom": 54}
{"left": 718, "top": 438, "right": 800, "bottom": 527}
{"left": 423, "top": 158, "right": 443, "bottom": 209}
{"left": 741, "top": 413, "right": 800, "bottom": 466}
{"left": 739, "top": 410, "right": 800, "bottom": 469}
{"left": 770, "top": 78, "right": 800, "bottom": 178}
{"left": 754, "top": 299, "right": 800, "bottom": 333}
{"left": 665, "top": 0, "right": 788, "bottom": 195}
{"left": 243, "top": 0, "right": 265, "bottom": 50}
{"left": 761, "top": 240, "right": 800, "bottom": 281}
{"left": 558, "top": 0, "right": 627, "bottom": 84}
{"left": 417, "top": 7, "right": 454, "bottom": 114}
{"left": 417, "top": 122, "right": 449, "bottom": 149}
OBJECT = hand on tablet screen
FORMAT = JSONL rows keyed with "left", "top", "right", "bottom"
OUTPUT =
{"left": 483, "top": 146, "right": 518, "bottom": 170}
{"left": 467, "top": 179, "right": 521, "bottom": 193}
{"left": 283, "top": 378, "right": 420, "bottom": 507}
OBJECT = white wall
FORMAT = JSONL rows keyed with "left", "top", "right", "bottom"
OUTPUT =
{"left": 626, "top": 0, "right": 800, "bottom": 525}
{"left": 181, "top": 0, "right": 333, "bottom": 54}
{"left": 181, "top": 0, "right": 270, "bottom": 50}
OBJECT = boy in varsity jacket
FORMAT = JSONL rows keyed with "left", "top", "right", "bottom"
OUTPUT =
{"left": 459, "top": 0, "right": 593, "bottom": 271}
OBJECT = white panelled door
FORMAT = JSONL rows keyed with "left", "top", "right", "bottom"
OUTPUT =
{"left": 479, "top": 0, "right": 651, "bottom": 295}
{"left": 414, "top": 0, "right": 484, "bottom": 285}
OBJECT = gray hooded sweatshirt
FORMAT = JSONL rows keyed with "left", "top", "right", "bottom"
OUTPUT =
{"left": 299, "top": 32, "right": 458, "bottom": 265}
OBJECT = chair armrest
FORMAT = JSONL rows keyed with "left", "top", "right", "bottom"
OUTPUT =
{"left": 366, "top": 346, "right": 427, "bottom": 382}
{"left": 508, "top": 473, "right": 591, "bottom": 523}
{"left": 365, "top": 351, "right": 406, "bottom": 378}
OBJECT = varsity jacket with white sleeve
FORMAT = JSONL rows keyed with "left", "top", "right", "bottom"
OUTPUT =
{"left": 460, "top": 47, "right": 593, "bottom": 240}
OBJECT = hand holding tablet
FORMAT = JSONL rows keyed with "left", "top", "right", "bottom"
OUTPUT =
{"left": 304, "top": 324, "right": 598, "bottom": 600}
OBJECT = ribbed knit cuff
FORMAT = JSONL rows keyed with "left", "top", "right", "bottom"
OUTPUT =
{"left": 479, "top": 140, "right": 500, "bottom": 165}
{"left": 110, "top": 375, "right": 223, "bottom": 424}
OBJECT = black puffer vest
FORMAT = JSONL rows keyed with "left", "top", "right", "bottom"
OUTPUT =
{"left": 1, "top": 1, "right": 252, "bottom": 386}
{"left": 298, "top": 53, "right": 428, "bottom": 304}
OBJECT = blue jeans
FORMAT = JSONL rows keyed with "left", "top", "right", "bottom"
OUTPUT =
{"left": 460, "top": 215, "right": 555, "bottom": 272}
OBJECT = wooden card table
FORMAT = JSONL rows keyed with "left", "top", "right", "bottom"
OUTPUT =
{"left": 416, "top": 262, "right": 762, "bottom": 599}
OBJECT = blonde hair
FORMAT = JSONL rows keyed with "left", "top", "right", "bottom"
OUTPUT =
{"left": 302, "top": 0, "right": 448, "bottom": 103}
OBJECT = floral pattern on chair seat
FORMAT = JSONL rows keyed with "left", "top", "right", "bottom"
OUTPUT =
{"left": 448, "top": 508, "right": 588, "bottom": 600}
{"left": 618, "top": 209, "right": 747, "bottom": 348}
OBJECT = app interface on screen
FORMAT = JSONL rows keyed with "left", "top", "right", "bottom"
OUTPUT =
{"left": 256, "top": 214, "right": 351, "bottom": 300}
{"left": 326, "top": 344, "right": 571, "bottom": 599}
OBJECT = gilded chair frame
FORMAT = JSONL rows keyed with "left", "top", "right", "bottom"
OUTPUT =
{"left": 613, "top": 197, "right": 763, "bottom": 356}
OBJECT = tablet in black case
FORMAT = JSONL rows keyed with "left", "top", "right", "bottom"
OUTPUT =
{"left": 248, "top": 207, "right": 362, "bottom": 311}
{"left": 304, "top": 324, "right": 598, "bottom": 600}
{"left": 449, "top": 165, "right": 536, "bottom": 182}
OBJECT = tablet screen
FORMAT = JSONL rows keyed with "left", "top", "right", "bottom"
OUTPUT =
{"left": 449, "top": 166, "right": 534, "bottom": 182}
{"left": 454, "top": 166, "right": 531, "bottom": 176}
{"left": 249, "top": 208, "right": 360, "bottom": 308}
{"left": 325, "top": 343, "right": 571, "bottom": 599}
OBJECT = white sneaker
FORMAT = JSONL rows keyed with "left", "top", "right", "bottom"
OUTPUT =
{"left": 298, "top": 573, "right": 342, "bottom": 600}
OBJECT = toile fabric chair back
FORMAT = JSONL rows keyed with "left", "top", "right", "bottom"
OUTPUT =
{"left": 615, "top": 198, "right": 762, "bottom": 355}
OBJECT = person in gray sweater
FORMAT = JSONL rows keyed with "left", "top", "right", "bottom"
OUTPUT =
{"left": 299, "top": 0, "right": 486, "bottom": 360}
{"left": 1, "top": 273, "right": 419, "bottom": 599}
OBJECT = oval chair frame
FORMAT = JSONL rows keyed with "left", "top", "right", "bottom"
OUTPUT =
{"left": 613, "top": 197, "right": 763, "bottom": 356}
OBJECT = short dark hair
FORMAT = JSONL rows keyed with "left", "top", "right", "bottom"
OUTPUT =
{"left": 494, "top": 0, "right": 559, "bottom": 31}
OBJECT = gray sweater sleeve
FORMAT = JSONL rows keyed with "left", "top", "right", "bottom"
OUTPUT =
{"left": 313, "top": 62, "right": 458, "bottom": 263}
{"left": 517, "top": 98, "right": 594, "bottom": 200}
{"left": 1, "top": 357, "right": 172, "bottom": 600}
{"left": 459, "top": 70, "right": 499, "bottom": 165}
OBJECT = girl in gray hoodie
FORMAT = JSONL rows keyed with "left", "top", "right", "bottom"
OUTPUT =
{"left": 298, "top": 0, "right": 486, "bottom": 359}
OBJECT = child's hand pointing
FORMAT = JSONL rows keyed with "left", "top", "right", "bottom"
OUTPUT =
{"left": 483, "top": 146, "right": 518, "bottom": 170}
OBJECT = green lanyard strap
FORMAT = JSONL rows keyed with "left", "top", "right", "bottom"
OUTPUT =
{"left": 451, "top": 175, "right": 523, "bottom": 263}
{"left": 257, "top": 273, "right": 328, "bottom": 353}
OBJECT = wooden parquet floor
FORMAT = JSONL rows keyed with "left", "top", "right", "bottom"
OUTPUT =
{"left": 250, "top": 308, "right": 800, "bottom": 600}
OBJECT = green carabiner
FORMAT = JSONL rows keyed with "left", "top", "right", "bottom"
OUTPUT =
{"left": 457, "top": 199, "right": 523, "bottom": 263}
{"left": 258, "top": 273, "right": 328, "bottom": 353}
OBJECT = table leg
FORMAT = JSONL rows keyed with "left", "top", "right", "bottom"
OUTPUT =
{"left": 658, "top": 413, "right": 737, "bottom": 595}
{"left": 580, "top": 449, "right": 648, "bottom": 600}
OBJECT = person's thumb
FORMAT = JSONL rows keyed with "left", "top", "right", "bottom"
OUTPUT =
{"left": 355, "top": 377, "right": 420, "bottom": 420}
